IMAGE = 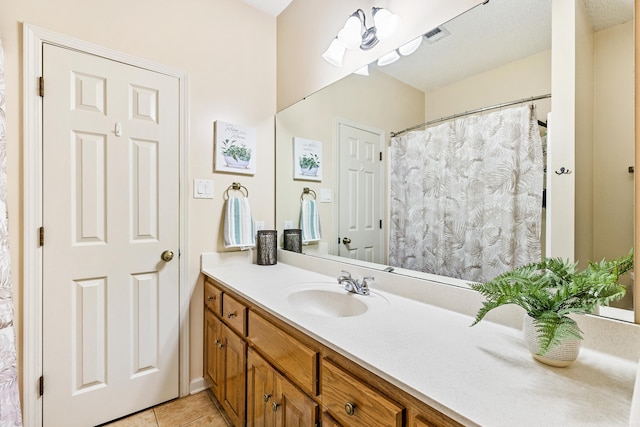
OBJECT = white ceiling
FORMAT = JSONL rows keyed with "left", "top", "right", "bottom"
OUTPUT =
{"left": 240, "top": 0, "right": 291, "bottom": 16}
{"left": 375, "top": 0, "right": 633, "bottom": 93}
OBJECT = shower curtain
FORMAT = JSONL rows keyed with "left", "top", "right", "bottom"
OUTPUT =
{"left": 390, "top": 105, "right": 544, "bottom": 283}
{"left": 0, "top": 37, "right": 22, "bottom": 426}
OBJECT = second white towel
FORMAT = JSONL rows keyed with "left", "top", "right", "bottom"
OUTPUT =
{"left": 300, "top": 199, "right": 321, "bottom": 244}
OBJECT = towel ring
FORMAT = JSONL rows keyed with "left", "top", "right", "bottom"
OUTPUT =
{"left": 224, "top": 182, "right": 249, "bottom": 199}
{"left": 300, "top": 187, "right": 316, "bottom": 202}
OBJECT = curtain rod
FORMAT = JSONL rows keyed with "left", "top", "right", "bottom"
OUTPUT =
{"left": 390, "top": 93, "right": 552, "bottom": 138}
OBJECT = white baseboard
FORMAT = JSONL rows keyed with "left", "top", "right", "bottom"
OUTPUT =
{"left": 189, "top": 377, "right": 208, "bottom": 395}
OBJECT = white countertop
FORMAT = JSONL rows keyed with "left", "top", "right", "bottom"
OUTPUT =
{"left": 202, "top": 261, "right": 638, "bottom": 426}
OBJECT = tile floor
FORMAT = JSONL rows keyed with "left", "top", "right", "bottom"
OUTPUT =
{"left": 102, "top": 391, "right": 230, "bottom": 427}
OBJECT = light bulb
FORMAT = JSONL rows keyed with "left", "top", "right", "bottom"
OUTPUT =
{"left": 373, "top": 8, "right": 401, "bottom": 41}
{"left": 353, "top": 65, "right": 369, "bottom": 76}
{"left": 398, "top": 36, "right": 422, "bottom": 56}
{"left": 337, "top": 14, "right": 362, "bottom": 50}
{"left": 377, "top": 50, "right": 400, "bottom": 66}
{"left": 322, "top": 38, "right": 346, "bottom": 67}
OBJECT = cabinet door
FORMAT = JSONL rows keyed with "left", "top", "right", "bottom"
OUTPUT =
{"left": 221, "top": 324, "right": 247, "bottom": 427}
{"left": 247, "top": 349, "right": 275, "bottom": 427}
{"left": 322, "top": 411, "right": 343, "bottom": 427}
{"left": 275, "top": 371, "right": 318, "bottom": 427}
{"left": 204, "top": 310, "right": 223, "bottom": 397}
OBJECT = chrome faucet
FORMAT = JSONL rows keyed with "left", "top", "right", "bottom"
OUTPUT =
{"left": 337, "top": 270, "right": 372, "bottom": 295}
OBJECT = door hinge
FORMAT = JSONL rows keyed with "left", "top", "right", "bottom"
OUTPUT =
{"left": 39, "top": 76, "right": 44, "bottom": 97}
{"left": 380, "top": 219, "right": 382, "bottom": 229}
{"left": 379, "top": 151, "right": 382, "bottom": 161}
{"left": 39, "top": 227, "right": 44, "bottom": 247}
{"left": 39, "top": 375, "right": 44, "bottom": 396}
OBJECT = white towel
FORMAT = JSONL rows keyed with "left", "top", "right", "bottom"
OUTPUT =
{"left": 223, "top": 196, "right": 255, "bottom": 249}
{"left": 300, "top": 199, "right": 321, "bottom": 244}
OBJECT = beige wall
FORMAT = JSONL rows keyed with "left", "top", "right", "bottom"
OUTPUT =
{"left": 276, "top": 0, "right": 484, "bottom": 111}
{"left": 424, "top": 50, "right": 552, "bottom": 122}
{"left": 1, "top": 0, "right": 276, "bottom": 401}
{"left": 276, "top": 70, "right": 424, "bottom": 256}
{"left": 593, "top": 20, "right": 635, "bottom": 307}
{"left": 574, "top": 0, "right": 595, "bottom": 267}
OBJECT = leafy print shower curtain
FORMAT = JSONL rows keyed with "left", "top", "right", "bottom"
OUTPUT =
{"left": 390, "top": 105, "right": 544, "bottom": 283}
{"left": 0, "top": 37, "right": 22, "bottom": 425}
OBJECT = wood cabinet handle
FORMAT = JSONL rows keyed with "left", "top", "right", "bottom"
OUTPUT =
{"left": 344, "top": 402, "right": 356, "bottom": 416}
{"left": 263, "top": 393, "right": 271, "bottom": 402}
{"left": 272, "top": 402, "right": 280, "bottom": 412}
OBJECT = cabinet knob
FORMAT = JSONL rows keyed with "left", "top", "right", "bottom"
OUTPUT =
{"left": 263, "top": 393, "right": 271, "bottom": 403}
{"left": 227, "top": 312, "right": 237, "bottom": 319}
{"left": 207, "top": 295, "right": 214, "bottom": 301}
{"left": 272, "top": 402, "right": 280, "bottom": 412}
{"left": 344, "top": 402, "right": 356, "bottom": 416}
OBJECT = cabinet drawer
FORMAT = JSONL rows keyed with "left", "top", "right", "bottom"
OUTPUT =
{"left": 321, "top": 359, "right": 403, "bottom": 427}
{"left": 247, "top": 311, "right": 318, "bottom": 396}
{"left": 222, "top": 293, "right": 247, "bottom": 336}
{"left": 204, "top": 280, "right": 222, "bottom": 316}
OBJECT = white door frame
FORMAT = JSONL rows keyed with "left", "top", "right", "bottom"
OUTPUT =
{"left": 23, "top": 23, "right": 190, "bottom": 427}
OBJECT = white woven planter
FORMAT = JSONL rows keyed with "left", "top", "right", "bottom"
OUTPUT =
{"left": 522, "top": 314, "right": 581, "bottom": 367}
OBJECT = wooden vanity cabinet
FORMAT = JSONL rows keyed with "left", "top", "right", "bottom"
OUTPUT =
{"left": 203, "top": 281, "right": 246, "bottom": 427}
{"left": 247, "top": 348, "right": 318, "bottom": 426}
{"left": 203, "top": 275, "right": 463, "bottom": 427}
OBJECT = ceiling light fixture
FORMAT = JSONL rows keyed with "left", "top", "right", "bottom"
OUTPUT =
{"left": 322, "top": 37, "right": 346, "bottom": 67}
{"left": 323, "top": 7, "right": 401, "bottom": 67}
{"left": 398, "top": 36, "right": 423, "bottom": 56}
{"left": 377, "top": 50, "right": 400, "bottom": 66}
{"left": 353, "top": 65, "right": 370, "bottom": 76}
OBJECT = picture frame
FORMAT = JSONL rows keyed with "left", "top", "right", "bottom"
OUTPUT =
{"left": 293, "top": 137, "right": 322, "bottom": 181}
{"left": 214, "top": 120, "right": 257, "bottom": 175}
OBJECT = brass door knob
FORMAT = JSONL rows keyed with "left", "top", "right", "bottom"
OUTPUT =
{"left": 161, "top": 250, "right": 174, "bottom": 262}
{"left": 342, "top": 237, "right": 351, "bottom": 245}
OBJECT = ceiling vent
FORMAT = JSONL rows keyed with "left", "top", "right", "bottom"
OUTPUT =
{"left": 424, "top": 26, "right": 450, "bottom": 44}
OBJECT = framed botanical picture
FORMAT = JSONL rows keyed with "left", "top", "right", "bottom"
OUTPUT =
{"left": 293, "top": 137, "right": 322, "bottom": 181}
{"left": 214, "top": 120, "right": 257, "bottom": 175}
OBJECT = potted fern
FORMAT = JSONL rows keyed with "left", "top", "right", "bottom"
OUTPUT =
{"left": 469, "top": 249, "right": 633, "bottom": 367}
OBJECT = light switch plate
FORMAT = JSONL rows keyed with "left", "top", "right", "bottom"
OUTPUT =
{"left": 320, "top": 188, "right": 332, "bottom": 203}
{"left": 193, "top": 179, "right": 214, "bottom": 199}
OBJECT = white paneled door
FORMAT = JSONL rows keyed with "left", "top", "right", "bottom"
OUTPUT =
{"left": 337, "top": 121, "right": 383, "bottom": 263}
{"left": 42, "top": 44, "right": 180, "bottom": 426}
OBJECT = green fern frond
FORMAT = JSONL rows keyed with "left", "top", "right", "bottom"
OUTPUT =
{"left": 534, "top": 312, "right": 582, "bottom": 355}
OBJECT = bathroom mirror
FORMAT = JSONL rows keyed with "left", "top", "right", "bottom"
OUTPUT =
{"left": 276, "top": 0, "right": 635, "bottom": 314}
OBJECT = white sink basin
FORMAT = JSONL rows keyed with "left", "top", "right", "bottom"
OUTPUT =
{"left": 281, "top": 282, "right": 389, "bottom": 317}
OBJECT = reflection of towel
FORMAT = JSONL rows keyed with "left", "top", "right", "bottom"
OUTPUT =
{"left": 224, "top": 196, "right": 255, "bottom": 249}
{"left": 300, "top": 199, "right": 321, "bottom": 243}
